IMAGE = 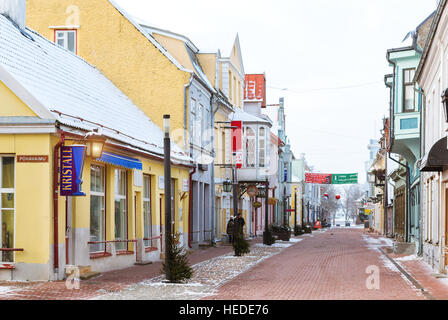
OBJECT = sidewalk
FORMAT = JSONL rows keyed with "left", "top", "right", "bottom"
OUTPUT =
{"left": 0, "top": 239, "right": 249, "bottom": 300}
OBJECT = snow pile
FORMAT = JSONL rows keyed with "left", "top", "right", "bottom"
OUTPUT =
{"left": 93, "top": 244, "right": 293, "bottom": 300}
{"left": 362, "top": 234, "right": 394, "bottom": 250}
{"left": 0, "top": 286, "right": 17, "bottom": 295}
{"left": 394, "top": 255, "right": 421, "bottom": 262}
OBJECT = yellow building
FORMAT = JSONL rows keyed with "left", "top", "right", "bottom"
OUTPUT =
{"left": 27, "top": 0, "right": 226, "bottom": 248}
{"left": 0, "top": 9, "right": 191, "bottom": 280}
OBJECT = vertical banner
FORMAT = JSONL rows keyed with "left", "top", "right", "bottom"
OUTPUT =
{"left": 244, "top": 74, "right": 266, "bottom": 108}
{"left": 231, "top": 120, "right": 243, "bottom": 169}
{"left": 60, "top": 145, "right": 86, "bottom": 196}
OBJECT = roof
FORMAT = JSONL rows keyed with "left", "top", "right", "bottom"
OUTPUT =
{"left": 140, "top": 24, "right": 216, "bottom": 93}
{"left": 0, "top": 14, "right": 191, "bottom": 164}
{"left": 230, "top": 107, "right": 272, "bottom": 126}
{"left": 107, "top": 0, "right": 192, "bottom": 74}
{"left": 415, "top": 1, "right": 447, "bottom": 81}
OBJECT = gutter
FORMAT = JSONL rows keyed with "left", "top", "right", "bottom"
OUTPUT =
{"left": 210, "top": 94, "right": 220, "bottom": 245}
{"left": 188, "top": 166, "right": 196, "bottom": 249}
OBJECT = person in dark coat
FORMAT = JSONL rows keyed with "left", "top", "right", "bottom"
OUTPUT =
{"left": 234, "top": 213, "right": 246, "bottom": 237}
{"left": 226, "top": 217, "right": 235, "bottom": 243}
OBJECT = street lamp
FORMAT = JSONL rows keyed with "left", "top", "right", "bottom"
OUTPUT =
{"left": 85, "top": 133, "right": 106, "bottom": 159}
{"left": 163, "top": 114, "right": 173, "bottom": 281}
{"left": 223, "top": 179, "right": 233, "bottom": 193}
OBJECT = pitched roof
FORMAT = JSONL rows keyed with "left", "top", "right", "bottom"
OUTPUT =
{"left": 230, "top": 107, "right": 272, "bottom": 126}
{"left": 0, "top": 14, "right": 191, "bottom": 164}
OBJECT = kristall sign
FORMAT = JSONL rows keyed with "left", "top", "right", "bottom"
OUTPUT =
{"left": 60, "top": 145, "right": 86, "bottom": 196}
{"left": 231, "top": 121, "right": 243, "bottom": 169}
{"left": 244, "top": 74, "right": 266, "bottom": 108}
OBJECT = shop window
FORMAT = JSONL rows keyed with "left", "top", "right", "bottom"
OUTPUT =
{"left": 55, "top": 30, "right": 77, "bottom": 54}
{"left": 90, "top": 165, "right": 106, "bottom": 253}
{"left": 0, "top": 157, "right": 15, "bottom": 263}
{"left": 143, "top": 175, "right": 152, "bottom": 248}
{"left": 115, "top": 169, "right": 128, "bottom": 251}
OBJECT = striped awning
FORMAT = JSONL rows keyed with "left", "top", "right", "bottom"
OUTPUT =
{"left": 95, "top": 152, "right": 142, "bottom": 170}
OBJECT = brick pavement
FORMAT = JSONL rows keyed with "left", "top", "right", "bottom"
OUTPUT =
{"left": 203, "top": 228, "right": 429, "bottom": 300}
{"left": 0, "top": 240, "right": 245, "bottom": 300}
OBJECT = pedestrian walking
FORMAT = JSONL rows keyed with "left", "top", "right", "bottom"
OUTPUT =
{"left": 226, "top": 217, "right": 235, "bottom": 243}
{"left": 235, "top": 213, "right": 245, "bottom": 235}
{"left": 232, "top": 213, "right": 250, "bottom": 256}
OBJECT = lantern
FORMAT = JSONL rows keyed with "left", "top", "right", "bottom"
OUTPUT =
{"left": 85, "top": 133, "right": 106, "bottom": 159}
{"left": 223, "top": 180, "right": 233, "bottom": 193}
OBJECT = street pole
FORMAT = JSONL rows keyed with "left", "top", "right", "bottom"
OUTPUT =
{"left": 163, "top": 115, "right": 172, "bottom": 280}
{"left": 263, "top": 178, "right": 270, "bottom": 244}
{"left": 294, "top": 190, "right": 297, "bottom": 232}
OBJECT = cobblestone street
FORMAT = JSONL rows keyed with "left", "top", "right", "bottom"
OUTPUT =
{"left": 1, "top": 227, "right": 447, "bottom": 300}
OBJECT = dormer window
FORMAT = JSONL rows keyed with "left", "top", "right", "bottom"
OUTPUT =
{"left": 55, "top": 30, "right": 77, "bottom": 54}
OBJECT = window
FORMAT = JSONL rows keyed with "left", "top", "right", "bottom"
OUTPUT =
{"left": 229, "top": 72, "right": 232, "bottom": 101}
{"left": 245, "top": 127, "right": 256, "bottom": 168}
{"left": 143, "top": 175, "right": 152, "bottom": 248}
{"left": 114, "top": 169, "right": 128, "bottom": 251}
{"left": 0, "top": 157, "right": 15, "bottom": 263}
{"left": 259, "top": 127, "right": 266, "bottom": 168}
{"left": 403, "top": 68, "right": 416, "bottom": 112}
{"left": 55, "top": 30, "right": 77, "bottom": 54}
{"left": 90, "top": 165, "right": 105, "bottom": 253}
{"left": 191, "top": 98, "right": 200, "bottom": 147}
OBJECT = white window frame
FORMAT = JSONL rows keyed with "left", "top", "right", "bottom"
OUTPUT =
{"left": 244, "top": 126, "right": 256, "bottom": 168}
{"left": 0, "top": 156, "right": 15, "bottom": 264}
{"left": 90, "top": 164, "right": 106, "bottom": 253}
{"left": 143, "top": 175, "right": 152, "bottom": 248}
{"left": 55, "top": 30, "right": 77, "bottom": 54}
{"left": 114, "top": 169, "right": 128, "bottom": 251}
{"left": 259, "top": 127, "right": 266, "bottom": 168}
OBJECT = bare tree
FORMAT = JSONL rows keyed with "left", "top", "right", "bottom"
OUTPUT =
{"left": 320, "top": 185, "right": 341, "bottom": 222}
{"left": 341, "top": 184, "right": 364, "bottom": 220}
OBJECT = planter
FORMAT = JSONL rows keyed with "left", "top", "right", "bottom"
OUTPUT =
{"left": 270, "top": 225, "right": 291, "bottom": 241}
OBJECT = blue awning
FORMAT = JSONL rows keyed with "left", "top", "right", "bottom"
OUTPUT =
{"left": 95, "top": 152, "right": 142, "bottom": 170}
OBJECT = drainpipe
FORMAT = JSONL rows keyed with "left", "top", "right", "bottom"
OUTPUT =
{"left": 210, "top": 94, "right": 219, "bottom": 245}
{"left": 188, "top": 166, "right": 196, "bottom": 249}
{"left": 53, "top": 133, "right": 65, "bottom": 278}
{"left": 415, "top": 86, "right": 426, "bottom": 256}
{"left": 184, "top": 75, "right": 194, "bottom": 151}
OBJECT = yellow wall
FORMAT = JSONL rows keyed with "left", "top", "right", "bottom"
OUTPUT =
{"left": 0, "top": 81, "right": 37, "bottom": 117}
{"left": 198, "top": 53, "right": 217, "bottom": 88}
{"left": 27, "top": 0, "right": 191, "bottom": 134}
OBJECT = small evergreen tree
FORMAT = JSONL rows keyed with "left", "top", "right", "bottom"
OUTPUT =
{"left": 232, "top": 217, "right": 250, "bottom": 256}
{"left": 161, "top": 233, "right": 193, "bottom": 283}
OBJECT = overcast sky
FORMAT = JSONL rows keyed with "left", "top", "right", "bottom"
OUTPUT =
{"left": 116, "top": 0, "right": 438, "bottom": 184}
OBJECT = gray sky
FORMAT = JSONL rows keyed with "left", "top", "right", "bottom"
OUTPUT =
{"left": 116, "top": 0, "right": 437, "bottom": 184}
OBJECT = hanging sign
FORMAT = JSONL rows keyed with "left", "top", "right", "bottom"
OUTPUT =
{"left": 332, "top": 173, "right": 358, "bottom": 185}
{"left": 305, "top": 173, "right": 332, "bottom": 184}
{"left": 60, "top": 145, "right": 86, "bottom": 196}
{"left": 231, "top": 121, "right": 243, "bottom": 169}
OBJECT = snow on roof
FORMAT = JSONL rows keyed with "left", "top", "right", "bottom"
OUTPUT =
{"left": 0, "top": 14, "right": 191, "bottom": 164}
{"left": 230, "top": 107, "right": 272, "bottom": 126}
{"left": 107, "top": 0, "right": 193, "bottom": 74}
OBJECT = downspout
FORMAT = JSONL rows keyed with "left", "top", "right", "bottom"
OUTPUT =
{"left": 184, "top": 75, "right": 194, "bottom": 151}
{"left": 210, "top": 94, "right": 220, "bottom": 245}
{"left": 415, "top": 86, "right": 426, "bottom": 256}
{"left": 53, "top": 133, "right": 65, "bottom": 278}
{"left": 188, "top": 166, "right": 196, "bottom": 249}
{"left": 185, "top": 73, "right": 194, "bottom": 249}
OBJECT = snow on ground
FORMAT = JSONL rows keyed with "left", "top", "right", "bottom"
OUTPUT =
{"left": 361, "top": 234, "right": 394, "bottom": 250}
{"left": 394, "top": 255, "right": 421, "bottom": 262}
{"left": 93, "top": 238, "right": 304, "bottom": 300}
{"left": 0, "top": 286, "right": 17, "bottom": 295}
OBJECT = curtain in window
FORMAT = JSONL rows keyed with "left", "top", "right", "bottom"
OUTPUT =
{"left": 245, "top": 127, "right": 256, "bottom": 168}
{"left": 115, "top": 170, "right": 127, "bottom": 251}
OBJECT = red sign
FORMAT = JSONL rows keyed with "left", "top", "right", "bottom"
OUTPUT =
{"left": 244, "top": 74, "right": 266, "bottom": 108}
{"left": 305, "top": 173, "right": 332, "bottom": 184}
{"left": 231, "top": 121, "right": 243, "bottom": 168}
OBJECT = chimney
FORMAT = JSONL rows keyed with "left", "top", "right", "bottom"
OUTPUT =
{"left": 0, "top": 0, "right": 26, "bottom": 30}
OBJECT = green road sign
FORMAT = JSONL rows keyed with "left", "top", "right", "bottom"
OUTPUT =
{"left": 331, "top": 173, "right": 358, "bottom": 185}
